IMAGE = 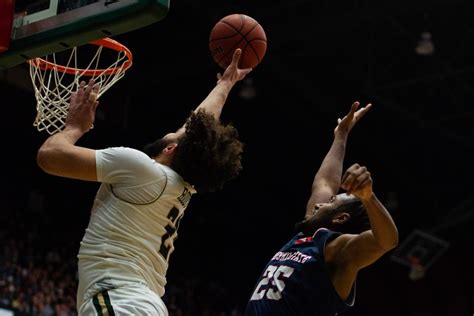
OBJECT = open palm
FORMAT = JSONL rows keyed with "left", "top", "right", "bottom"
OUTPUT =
{"left": 334, "top": 101, "right": 372, "bottom": 135}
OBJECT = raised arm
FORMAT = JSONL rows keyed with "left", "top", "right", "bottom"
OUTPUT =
{"left": 328, "top": 164, "right": 399, "bottom": 270}
{"left": 322, "top": 163, "right": 399, "bottom": 300}
{"left": 36, "top": 79, "right": 99, "bottom": 181}
{"left": 174, "top": 49, "right": 252, "bottom": 135}
{"left": 195, "top": 48, "right": 252, "bottom": 119}
{"left": 305, "top": 102, "right": 372, "bottom": 217}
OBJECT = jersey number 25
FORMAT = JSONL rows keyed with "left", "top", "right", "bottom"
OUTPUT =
{"left": 250, "top": 265, "right": 295, "bottom": 301}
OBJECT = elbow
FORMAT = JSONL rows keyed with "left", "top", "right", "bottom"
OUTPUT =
{"left": 383, "top": 230, "right": 399, "bottom": 251}
{"left": 387, "top": 237, "right": 399, "bottom": 251}
{"left": 391, "top": 226, "right": 400, "bottom": 248}
{"left": 36, "top": 146, "right": 54, "bottom": 174}
{"left": 393, "top": 230, "right": 399, "bottom": 247}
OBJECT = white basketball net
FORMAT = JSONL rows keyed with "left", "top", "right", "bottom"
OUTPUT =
{"left": 29, "top": 41, "right": 131, "bottom": 135}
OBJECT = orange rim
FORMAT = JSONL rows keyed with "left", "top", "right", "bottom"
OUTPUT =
{"left": 28, "top": 38, "right": 133, "bottom": 76}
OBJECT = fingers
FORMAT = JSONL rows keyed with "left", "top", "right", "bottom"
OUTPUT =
{"left": 88, "top": 99, "right": 99, "bottom": 131}
{"left": 341, "top": 164, "right": 359, "bottom": 189}
{"left": 76, "top": 81, "right": 86, "bottom": 101}
{"left": 339, "top": 101, "right": 372, "bottom": 126}
{"left": 355, "top": 103, "right": 372, "bottom": 119}
{"left": 88, "top": 83, "right": 100, "bottom": 102}
{"left": 85, "top": 79, "right": 96, "bottom": 101}
{"left": 84, "top": 79, "right": 94, "bottom": 96}
{"left": 341, "top": 164, "right": 371, "bottom": 193}
{"left": 70, "top": 92, "right": 77, "bottom": 105}
{"left": 351, "top": 103, "right": 372, "bottom": 126}
{"left": 71, "top": 79, "right": 100, "bottom": 132}
{"left": 341, "top": 101, "right": 360, "bottom": 121}
{"left": 350, "top": 101, "right": 360, "bottom": 113}
{"left": 76, "top": 79, "right": 100, "bottom": 104}
{"left": 219, "top": 49, "right": 252, "bottom": 83}
{"left": 231, "top": 48, "right": 242, "bottom": 66}
{"left": 88, "top": 93, "right": 97, "bottom": 103}
{"left": 240, "top": 67, "right": 253, "bottom": 77}
{"left": 347, "top": 172, "right": 371, "bottom": 193}
{"left": 347, "top": 101, "right": 359, "bottom": 117}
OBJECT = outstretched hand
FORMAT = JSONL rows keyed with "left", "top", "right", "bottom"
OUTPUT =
{"left": 65, "top": 79, "right": 100, "bottom": 133}
{"left": 334, "top": 101, "right": 372, "bottom": 136}
{"left": 216, "top": 48, "right": 252, "bottom": 85}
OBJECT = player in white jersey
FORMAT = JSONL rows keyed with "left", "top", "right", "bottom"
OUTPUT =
{"left": 36, "top": 49, "right": 252, "bottom": 315}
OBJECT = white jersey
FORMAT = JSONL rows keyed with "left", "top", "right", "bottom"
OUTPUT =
{"left": 76, "top": 147, "right": 195, "bottom": 309}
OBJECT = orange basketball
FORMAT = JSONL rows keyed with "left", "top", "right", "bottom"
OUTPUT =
{"left": 209, "top": 14, "right": 267, "bottom": 69}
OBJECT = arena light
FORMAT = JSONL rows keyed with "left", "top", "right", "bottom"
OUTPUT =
{"left": 415, "top": 31, "right": 435, "bottom": 56}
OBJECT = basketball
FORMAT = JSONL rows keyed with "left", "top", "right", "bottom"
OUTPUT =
{"left": 209, "top": 14, "right": 267, "bottom": 69}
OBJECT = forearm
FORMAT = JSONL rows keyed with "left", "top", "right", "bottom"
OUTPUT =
{"left": 312, "top": 133, "right": 348, "bottom": 191}
{"left": 42, "top": 127, "right": 84, "bottom": 149}
{"left": 194, "top": 80, "right": 234, "bottom": 120}
{"left": 361, "top": 193, "right": 399, "bottom": 250}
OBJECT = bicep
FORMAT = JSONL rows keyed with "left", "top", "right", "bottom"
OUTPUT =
{"left": 38, "top": 145, "right": 97, "bottom": 181}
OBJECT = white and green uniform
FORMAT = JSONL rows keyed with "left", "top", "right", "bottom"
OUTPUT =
{"left": 76, "top": 147, "right": 195, "bottom": 315}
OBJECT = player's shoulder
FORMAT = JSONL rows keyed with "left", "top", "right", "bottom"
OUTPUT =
{"left": 98, "top": 146, "right": 148, "bottom": 158}
{"left": 96, "top": 146, "right": 164, "bottom": 178}
{"left": 97, "top": 146, "right": 154, "bottom": 165}
{"left": 311, "top": 228, "right": 344, "bottom": 243}
{"left": 289, "top": 229, "right": 337, "bottom": 248}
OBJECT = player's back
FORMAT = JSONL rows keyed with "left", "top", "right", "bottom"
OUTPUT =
{"left": 76, "top": 147, "right": 195, "bottom": 309}
{"left": 245, "top": 228, "right": 355, "bottom": 316}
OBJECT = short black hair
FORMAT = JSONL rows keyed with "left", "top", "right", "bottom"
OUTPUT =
{"left": 332, "top": 198, "right": 370, "bottom": 234}
{"left": 295, "top": 196, "right": 370, "bottom": 236}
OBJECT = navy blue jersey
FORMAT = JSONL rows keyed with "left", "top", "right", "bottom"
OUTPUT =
{"left": 245, "top": 228, "right": 355, "bottom": 316}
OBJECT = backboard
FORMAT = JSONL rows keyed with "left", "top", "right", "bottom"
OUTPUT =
{"left": 0, "top": 0, "right": 169, "bottom": 70}
{"left": 391, "top": 229, "right": 449, "bottom": 280}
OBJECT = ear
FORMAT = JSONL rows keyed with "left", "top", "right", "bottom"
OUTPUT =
{"left": 332, "top": 212, "right": 350, "bottom": 225}
{"left": 163, "top": 143, "right": 178, "bottom": 155}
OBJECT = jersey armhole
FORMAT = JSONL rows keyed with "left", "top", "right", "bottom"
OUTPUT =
{"left": 108, "top": 172, "right": 168, "bottom": 205}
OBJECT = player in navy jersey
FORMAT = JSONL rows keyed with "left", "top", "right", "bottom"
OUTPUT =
{"left": 245, "top": 102, "right": 399, "bottom": 316}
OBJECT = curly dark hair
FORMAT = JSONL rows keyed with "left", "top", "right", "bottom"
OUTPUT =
{"left": 144, "top": 110, "right": 243, "bottom": 193}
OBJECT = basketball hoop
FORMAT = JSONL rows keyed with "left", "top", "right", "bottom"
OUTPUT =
{"left": 28, "top": 37, "right": 133, "bottom": 135}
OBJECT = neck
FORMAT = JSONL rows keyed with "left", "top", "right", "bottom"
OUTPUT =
{"left": 154, "top": 155, "right": 171, "bottom": 166}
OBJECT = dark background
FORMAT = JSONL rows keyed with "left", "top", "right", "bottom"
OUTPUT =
{"left": 1, "top": 0, "right": 474, "bottom": 315}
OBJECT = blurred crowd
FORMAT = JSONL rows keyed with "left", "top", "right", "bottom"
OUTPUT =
{"left": 164, "top": 276, "right": 243, "bottom": 316}
{"left": 0, "top": 215, "right": 245, "bottom": 316}
{"left": 0, "top": 230, "right": 78, "bottom": 316}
